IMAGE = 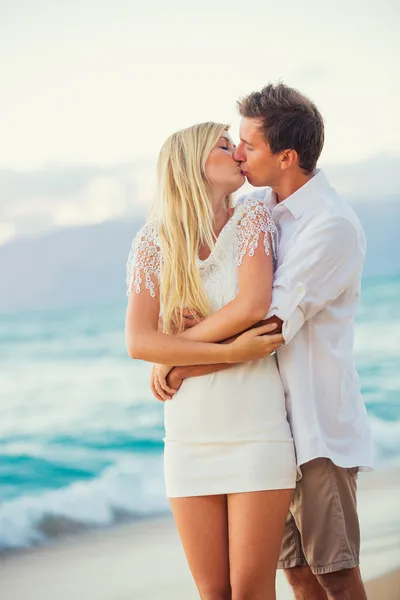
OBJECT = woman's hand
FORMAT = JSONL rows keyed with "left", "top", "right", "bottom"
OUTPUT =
{"left": 150, "top": 364, "right": 176, "bottom": 402}
{"left": 228, "top": 322, "right": 284, "bottom": 363}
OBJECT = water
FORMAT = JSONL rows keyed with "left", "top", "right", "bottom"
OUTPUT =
{"left": 0, "top": 275, "right": 399, "bottom": 550}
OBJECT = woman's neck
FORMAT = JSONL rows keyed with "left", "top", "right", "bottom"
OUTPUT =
{"left": 211, "top": 194, "right": 231, "bottom": 235}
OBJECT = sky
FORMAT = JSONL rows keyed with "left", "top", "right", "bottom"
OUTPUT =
{"left": 0, "top": 0, "right": 399, "bottom": 244}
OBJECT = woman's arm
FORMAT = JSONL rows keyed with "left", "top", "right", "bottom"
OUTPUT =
{"left": 151, "top": 317, "right": 282, "bottom": 401}
{"left": 149, "top": 202, "right": 280, "bottom": 400}
{"left": 125, "top": 223, "right": 280, "bottom": 367}
{"left": 178, "top": 200, "right": 275, "bottom": 344}
{"left": 126, "top": 291, "right": 231, "bottom": 365}
{"left": 126, "top": 292, "right": 280, "bottom": 366}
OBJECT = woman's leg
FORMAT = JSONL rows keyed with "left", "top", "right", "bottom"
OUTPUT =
{"left": 228, "top": 489, "right": 293, "bottom": 600}
{"left": 170, "top": 495, "right": 231, "bottom": 600}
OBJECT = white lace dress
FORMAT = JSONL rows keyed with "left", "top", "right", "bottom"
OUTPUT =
{"left": 127, "top": 198, "right": 296, "bottom": 497}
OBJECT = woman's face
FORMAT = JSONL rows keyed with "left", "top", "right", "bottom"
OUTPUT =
{"left": 205, "top": 133, "right": 245, "bottom": 196}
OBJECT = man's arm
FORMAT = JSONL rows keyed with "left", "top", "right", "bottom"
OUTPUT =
{"left": 165, "top": 218, "right": 364, "bottom": 388}
{"left": 269, "top": 216, "right": 365, "bottom": 344}
{"left": 166, "top": 316, "right": 282, "bottom": 388}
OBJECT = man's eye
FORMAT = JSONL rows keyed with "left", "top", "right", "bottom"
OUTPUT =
{"left": 246, "top": 146, "right": 253, "bottom": 151}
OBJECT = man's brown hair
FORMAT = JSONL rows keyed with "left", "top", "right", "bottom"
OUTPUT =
{"left": 237, "top": 83, "right": 324, "bottom": 173}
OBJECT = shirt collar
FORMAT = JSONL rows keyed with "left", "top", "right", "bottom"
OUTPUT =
{"left": 271, "top": 169, "right": 330, "bottom": 220}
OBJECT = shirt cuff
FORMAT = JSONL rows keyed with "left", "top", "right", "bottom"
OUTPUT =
{"left": 267, "top": 282, "right": 306, "bottom": 344}
{"left": 281, "top": 306, "right": 305, "bottom": 343}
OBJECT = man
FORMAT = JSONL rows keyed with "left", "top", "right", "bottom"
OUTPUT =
{"left": 152, "top": 83, "right": 373, "bottom": 599}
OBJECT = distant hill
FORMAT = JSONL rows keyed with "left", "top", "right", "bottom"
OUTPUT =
{"left": 0, "top": 198, "right": 399, "bottom": 313}
{"left": 350, "top": 196, "right": 399, "bottom": 278}
{"left": 0, "top": 218, "right": 144, "bottom": 312}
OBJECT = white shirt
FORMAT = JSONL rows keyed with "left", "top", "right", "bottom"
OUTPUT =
{"left": 242, "top": 170, "right": 373, "bottom": 470}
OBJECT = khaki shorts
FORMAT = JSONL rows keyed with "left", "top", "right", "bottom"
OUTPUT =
{"left": 278, "top": 457, "right": 360, "bottom": 575}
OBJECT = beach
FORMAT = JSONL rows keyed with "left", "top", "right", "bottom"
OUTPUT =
{"left": 1, "top": 281, "right": 399, "bottom": 598}
{"left": 1, "top": 469, "right": 399, "bottom": 600}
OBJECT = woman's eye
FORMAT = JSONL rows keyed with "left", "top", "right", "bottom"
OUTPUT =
{"left": 219, "top": 146, "right": 229, "bottom": 151}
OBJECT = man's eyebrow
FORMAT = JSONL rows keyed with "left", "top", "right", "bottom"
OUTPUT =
{"left": 240, "top": 138, "right": 252, "bottom": 146}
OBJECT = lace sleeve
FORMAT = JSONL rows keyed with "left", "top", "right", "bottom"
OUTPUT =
{"left": 126, "top": 223, "right": 161, "bottom": 297}
{"left": 235, "top": 198, "right": 277, "bottom": 266}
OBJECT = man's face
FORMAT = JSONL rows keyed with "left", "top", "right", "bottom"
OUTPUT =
{"left": 234, "top": 117, "right": 281, "bottom": 187}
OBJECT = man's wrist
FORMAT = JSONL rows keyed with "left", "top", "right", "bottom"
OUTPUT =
{"left": 173, "top": 366, "right": 187, "bottom": 380}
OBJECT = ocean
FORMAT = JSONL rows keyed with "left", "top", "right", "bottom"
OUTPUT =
{"left": 0, "top": 274, "right": 399, "bottom": 551}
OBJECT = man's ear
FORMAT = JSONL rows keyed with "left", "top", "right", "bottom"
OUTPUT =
{"left": 280, "top": 149, "right": 298, "bottom": 170}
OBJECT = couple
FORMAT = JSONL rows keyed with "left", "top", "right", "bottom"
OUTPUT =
{"left": 125, "top": 83, "right": 373, "bottom": 600}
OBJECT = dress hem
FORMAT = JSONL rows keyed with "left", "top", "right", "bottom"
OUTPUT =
{"left": 166, "top": 479, "right": 296, "bottom": 498}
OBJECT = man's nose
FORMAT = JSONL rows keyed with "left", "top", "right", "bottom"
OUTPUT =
{"left": 233, "top": 144, "right": 245, "bottom": 162}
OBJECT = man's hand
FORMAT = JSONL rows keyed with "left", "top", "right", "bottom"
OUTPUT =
{"left": 182, "top": 308, "right": 203, "bottom": 330}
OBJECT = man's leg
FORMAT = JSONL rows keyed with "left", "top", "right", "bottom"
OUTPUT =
{"left": 316, "top": 566, "right": 367, "bottom": 600}
{"left": 284, "top": 566, "right": 327, "bottom": 599}
{"left": 284, "top": 565, "right": 367, "bottom": 600}
{"left": 278, "top": 507, "right": 326, "bottom": 598}
{"left": 280, "top": 459, "right": 367, "bottom": 600}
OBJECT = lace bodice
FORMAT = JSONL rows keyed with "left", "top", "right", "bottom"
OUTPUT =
{"left": 126, "top": 198, "right": 277, "bottom": 312}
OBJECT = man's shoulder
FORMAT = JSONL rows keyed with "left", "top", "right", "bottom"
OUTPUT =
{"left": 320, "top": 186, "right": 364, "bottom": 237}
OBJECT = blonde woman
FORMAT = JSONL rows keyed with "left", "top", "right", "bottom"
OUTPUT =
{"left": 125, "top": 122, "right": 296, "bottom": 599}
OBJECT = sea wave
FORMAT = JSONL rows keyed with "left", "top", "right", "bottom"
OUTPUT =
{"left": 0, "top": 454, "right": 168, "bottom": 550}
{"left": 1, "top": 415, "right": 399, "bottom": 551}
{"left": 368, "top": 416, "right": 400, "bottom": 467}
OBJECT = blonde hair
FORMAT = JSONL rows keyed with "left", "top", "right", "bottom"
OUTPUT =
{"left": 149, "top": 122, "right": 232, "bottom": 334}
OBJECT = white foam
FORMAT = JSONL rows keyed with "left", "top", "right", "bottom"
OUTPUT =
{"left": 0, "top": 454, "right": 168, "bottom": 549}
{"left": 1, "top": 416, "right": 400, "bottom": 550}
{"left": 369, "top": 416, "right": 400, "bottom": 467}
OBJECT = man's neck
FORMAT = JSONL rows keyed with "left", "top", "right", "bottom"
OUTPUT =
{"left": 274, "top": 170, "right": 316, "bottom": 203}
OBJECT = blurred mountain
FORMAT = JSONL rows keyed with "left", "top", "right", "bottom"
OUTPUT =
{"left": 0, "top": 218, "right": 144, "bottom": 312}
{"left": 349, "top": 195, "right": 399, "bottom": 279}
{"left": 0, "top": 197, "right": 399, "bottom": 313}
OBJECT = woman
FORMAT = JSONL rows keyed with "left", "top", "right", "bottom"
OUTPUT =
{"left": 125, "top": 122, "right": 296, "bottom": 599}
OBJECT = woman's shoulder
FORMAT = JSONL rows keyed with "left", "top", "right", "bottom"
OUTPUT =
{"left": 127, "top": 221, "right": 162, "bottom": 271}
{"left": 234, "top": 187, "right": 273, "bottom": 212}
{"left": 233, "top": 188, "right": 275, "bottom": 224}
{"left": 126, "top": 222, "right": 161, "bottom": 296}
{"left": 130, "top": 221, "right": 161, "bottom": 250}
{"left": 232, "top": 189, "right": 277, "bottom": 262}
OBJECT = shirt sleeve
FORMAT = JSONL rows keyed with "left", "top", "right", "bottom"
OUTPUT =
{"left": 268, "top": 217, "right": 366, "bottom": 343}
{"left": 126, "top": 223, "right": 161, "bottom": 297}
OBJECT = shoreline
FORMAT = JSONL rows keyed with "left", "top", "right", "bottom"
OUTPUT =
{"left": 0, "top": 516, "right": 399, "bottom": 599}
{"left": 1, "top": 468, "right": 399, "bottom": 599}
{"left": 365, "top": 569, "right": 400, "bottom": 599}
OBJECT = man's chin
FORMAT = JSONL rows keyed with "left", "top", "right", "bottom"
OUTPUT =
{"left": 246, "top": 175, "right": 267, "bottom": 188}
